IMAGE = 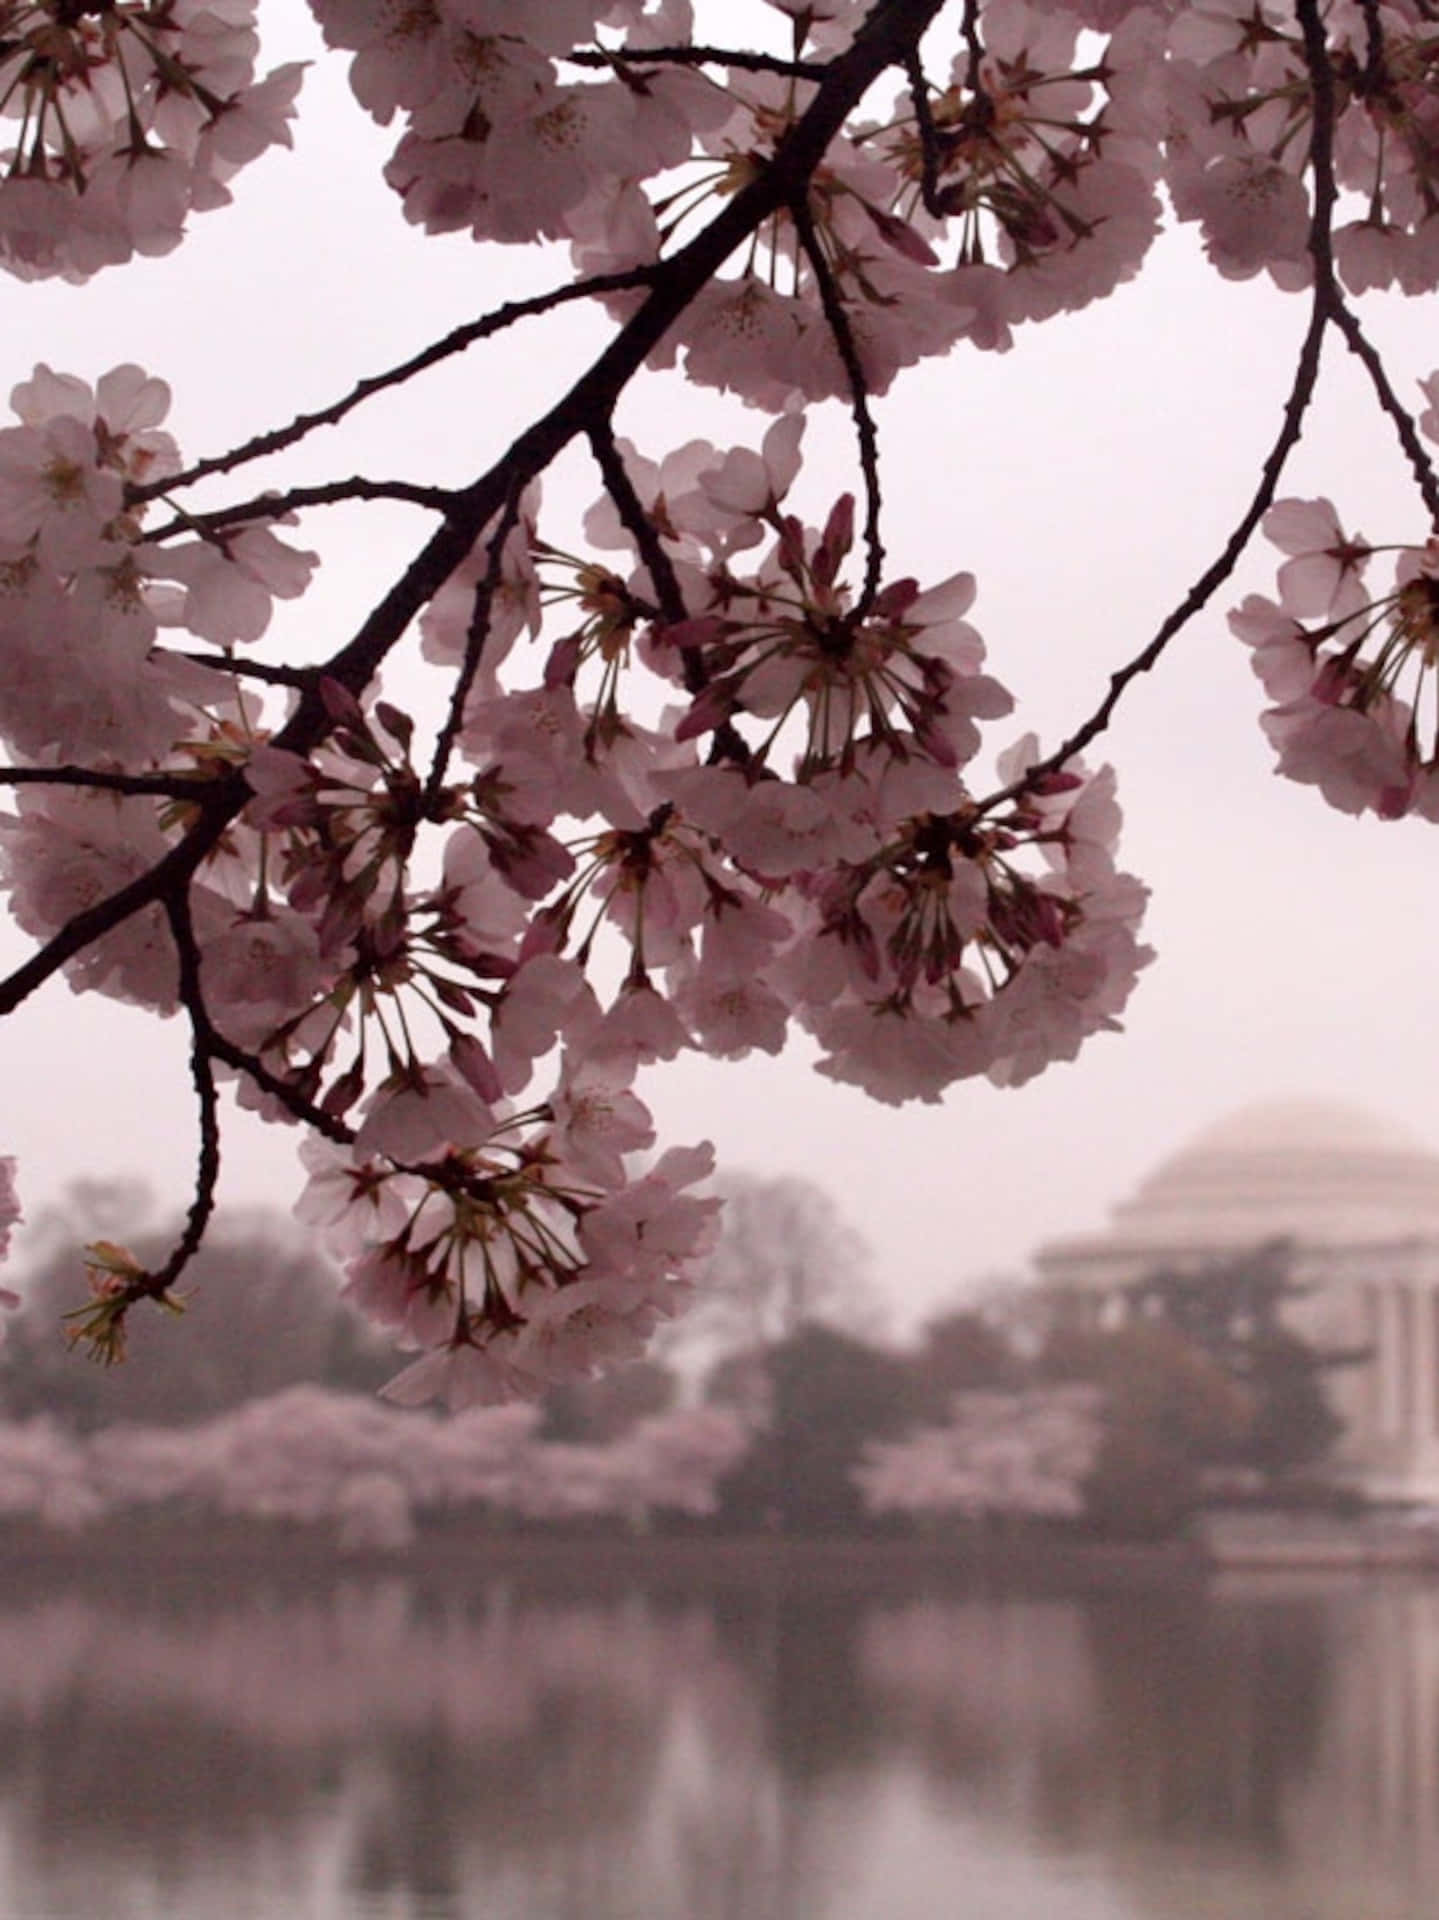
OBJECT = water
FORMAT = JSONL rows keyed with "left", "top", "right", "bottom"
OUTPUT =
{"left": 0, "top": 1547, "right": 1435, "bottom": 1919}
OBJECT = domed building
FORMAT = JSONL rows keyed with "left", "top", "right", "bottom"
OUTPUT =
{"left": 1035, "top": 1100, "right": 1439, "bottom": 1503}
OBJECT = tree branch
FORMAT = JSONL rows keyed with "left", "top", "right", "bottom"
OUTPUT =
{"left": 790, "top": 193, "right": 887, "bottom": 618}
{"left": 128, "top": 265, "right": 663, "bottom": 503}
{"left": 145, "top": 475, "right": 456, "bottom": 544}
{"left": 903, "top": 48, "right": 947, "bottom": 220}
{"left": 422, "top": 483, "right": 528, "bottom": 812}
{"left": 150, "top": 894, "right": 222, "bottom": 1294}
{"left": 564, "top": 43, "right": 828, "bottom": 79}
{"left": 0, "top": 766, "right": 208, "bottom": 798}
{"left": 0, "top": 0, "right": 946, "bottom": 1021}
{"left": 202, "top": 1027, "right": 359, "bottom": 1148}
{"left": 0, "top": 777, "right": 243, "bottom": 1016}
{"left": 1325, "top": 300, "right": 1439, "bottom": 522}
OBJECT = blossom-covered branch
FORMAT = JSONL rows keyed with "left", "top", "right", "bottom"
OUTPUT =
{"left": 2, "top": 0, "right": 1439, "bottom": 1411}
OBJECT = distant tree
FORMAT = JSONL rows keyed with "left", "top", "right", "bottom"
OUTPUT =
{"left": 1126, "top": 1239, "right": 1354, "bottom": 1482}
{"left": 856, "top": 1385, "right": 1104, "bottom": 1526}
{"left": 902, "top": 1307, "right": 1021, "bottom": 1423}
{"left": 1040, "top": 1321, "right": 1255, "bottom": 1539}
{"left": 0, "top": 1192, "right": 391, "bottom": 1428}
{"left": 539, "top": 1360, "right": 678, "bottom": 1445}
{"left": 708, "top": 1323, "right": 912, "bottom": 1535}
{"left": 661, "top": 1173, "right": 876, "bottom": 1377}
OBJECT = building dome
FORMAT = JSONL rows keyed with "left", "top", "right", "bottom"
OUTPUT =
{"left": 1038, "top": 1098, "right": 1439, "bottom": 1279}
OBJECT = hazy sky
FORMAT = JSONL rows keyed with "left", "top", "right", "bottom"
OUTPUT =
{"left": 6, "top": 11, "right": 1439, "bottom": 1331}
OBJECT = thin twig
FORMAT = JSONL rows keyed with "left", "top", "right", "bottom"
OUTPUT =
{"left": 145, "top": 475, "right": 455, "bottom": 545}
{"left": 150, "top": 894, "right": 222, "bottom": 1293}
{"left": 128, "top": 265, "right": 662, "bottom": 503}
{"left": 0, "top": 766, "right": 207, "bottom": 798}
{"left": 790, "top": 194, "right": 887, "bottom": 618}
{"left": 903, "top": 47, "right": 947, "bottom": 219}
{"left": 167, "top": 652, "right": 318, "bottom": 690}
{"left": 422, "top": 484, "right": 527, "bottom": 812}
{"left": 1325, "top": 302, "right": 1439, "bottom": 522}
{"left": 565, "top": 43, "right": 827, "bottom": 80}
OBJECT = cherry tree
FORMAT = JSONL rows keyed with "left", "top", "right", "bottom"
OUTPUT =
{"left": 855, "top": 1383, "right": 1104, "bottom": 1523}
{"left": 0, "top": 0, "right": 1436, "bottom": 1408}
{"left": 0, "top": 1385, "right": 749, "bottom": 1537}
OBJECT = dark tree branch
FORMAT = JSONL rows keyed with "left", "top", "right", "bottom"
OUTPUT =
{"left": 1291, "top": 0, "right": 1438, "bottom": 515}
{"left": 1325, "top": 301, "right": 1439, "bottom": 522}
{"left": 149, "top": 894, "right": 222, "bottom": 1294}
{"left": 422, "top": 483, "right": 528, "bottom": 813}
{"left": 0, "top": 765, "right": 207, "bottom": 798}
{"left": 282, "top": 0, "right": 947, "bottom": 733}
{"left": 202, "top": 1027, "right": 359, "bottom": 1148}
{"left": 167, "top": 652, "right": 318, "bottom": 690}
{"left": 903, "top": 48, "right": 947, "bottom": 219}
{"left": 146, "top": 475, "right": 455, "bottom": 544}
{"left": 128, "top": 265, "right": 662, "bottom": 503}
{"left": 1356, "top": 0, "right": 1388, "bottom": 93}
{"left": 790, "top": 194, "right": 887, "bottom": 618}
{"left": 588, "top": 424, "right": 689, "bottom": 630}
{"left": 0, "top": 779, "right": 243, "bottom": 1017}
{"left": 588, "top": 423, "right": 754, "bottom": 763}
{"left": 565, "top": 43, "right": 828, "bottom": 79}
{"left": 960, "top": 0, "right": 987, "bottom": 95}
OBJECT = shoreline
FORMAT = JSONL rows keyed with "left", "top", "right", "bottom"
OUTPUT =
{"left": 0, "top": 1519, "right": 1213, "bottom": 1598}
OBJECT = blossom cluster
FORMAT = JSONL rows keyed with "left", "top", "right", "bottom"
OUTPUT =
{"left": 301, "top": 0, "right": 1439, "bottom": 388}
{"left": 0, "top": 0, "right": 303, "bottom": 281}
{"left": 1234, "top": 471, "right": 1439, "bottom": 819}
{"left": 0, "top": 364, "right": 314, "bottom": 1015}
{"left": 2, "top": 0, "right": 1437, "bottom": 1406}
{"left": 0, "top": 354, "right": 1148, "bottom": 1401}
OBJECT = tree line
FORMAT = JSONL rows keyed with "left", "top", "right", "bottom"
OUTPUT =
{"left": 0, "top": 1181, "right": 1360, "bottom": 1543}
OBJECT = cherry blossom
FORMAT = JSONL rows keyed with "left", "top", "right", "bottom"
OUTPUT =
{"left": 2, "top": 0, "right": 1438, "bottom": 1410}
{"left": 1237, "top": 498, "right": 1439, "bottom": 818}
{"left": 0, "top": 2, "right": 303, "bottom": 280}
{"left": 857, "top": 1385, "right": 1104, "bottom": 1521}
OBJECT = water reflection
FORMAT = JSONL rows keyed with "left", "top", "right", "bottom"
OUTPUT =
{"left": 0, "top": 1559, "right": 1435, "bottom": 1917}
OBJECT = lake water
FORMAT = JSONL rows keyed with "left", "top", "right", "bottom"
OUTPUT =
{"left": 0, "top": 1545, "right": 1436, "bottom": 1919}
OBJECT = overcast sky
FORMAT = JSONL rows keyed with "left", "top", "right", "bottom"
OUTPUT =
{"left": 5, "top": 11, "right": 1439, "bottom": 1332}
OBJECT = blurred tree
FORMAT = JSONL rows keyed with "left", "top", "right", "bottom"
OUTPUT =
{"left": 539, "top": 1359, "right": 678, "bottom": 1444}
{"left": 856, "top": 1384, "right": 1104, "bottom": 1526}
{"left": 708, "top": 1323, "right": 912, "bottom": 1535}
{"left": 661, "top": 1174, "right": 875, "bottom": 1379}
{"left": 1040, "top": 1321, "right": 1255, "bottom": 1539}
{"left": 903, "top": 1307, "right": 1021, "bottom": 1423}
{"left": 1125, "top": 1239, "right": 1354, "bottom": 1481}
{"left": 0, "top": 1191, "right": 391, "bottom": 1427}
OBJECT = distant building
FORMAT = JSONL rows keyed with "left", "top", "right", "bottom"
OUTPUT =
{"left": 1035, "top": 1100, "right": 1439, "bottom": 1505}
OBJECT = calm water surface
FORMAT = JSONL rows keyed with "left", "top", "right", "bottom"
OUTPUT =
{"left": 0, "top": 1549, "right": 1435, "bottom": 1919}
